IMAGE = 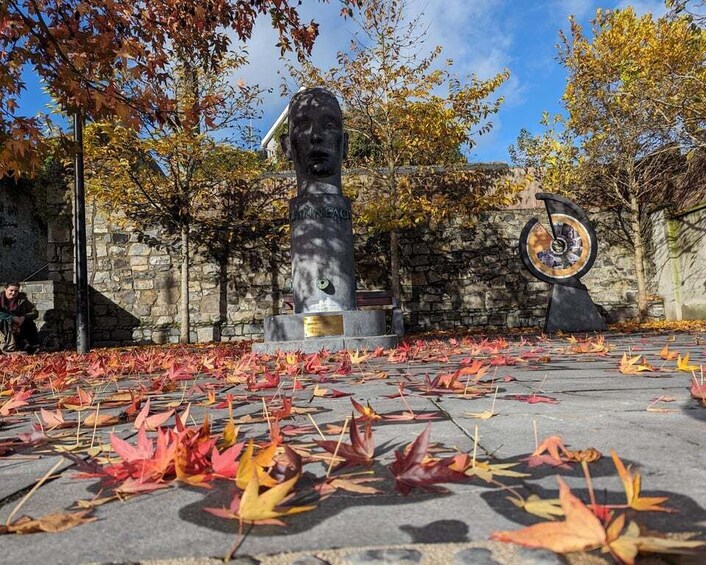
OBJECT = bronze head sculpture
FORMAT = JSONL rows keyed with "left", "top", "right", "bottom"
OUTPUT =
{"left": 280, "top": 87, "right": 349, "bottom": 196}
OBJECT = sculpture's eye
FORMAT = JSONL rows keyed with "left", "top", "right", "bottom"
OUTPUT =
{"left": 292, "top": 119, "right": 311, "bottom": 134}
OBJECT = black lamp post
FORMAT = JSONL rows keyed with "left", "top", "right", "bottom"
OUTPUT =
{"left": 73, "top": 112, "right": 90, "bottom": 353}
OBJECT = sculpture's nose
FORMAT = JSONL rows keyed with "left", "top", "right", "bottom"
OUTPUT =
{"left": 310, "top": 123, "right": 323, "bottom": 143}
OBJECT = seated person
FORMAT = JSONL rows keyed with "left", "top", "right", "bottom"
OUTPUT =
{"left": 0, "top": 282, "right": 40, "bottom": 354}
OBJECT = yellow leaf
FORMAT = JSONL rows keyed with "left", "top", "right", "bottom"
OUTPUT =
{"left": 619, "top": 353, "right": 653, "bottom": 374}
{"left": 236, "top": 470, "right": 315, "bottom": 524}
{"left": 236, "top": 440, "right": 278, "bottom": 490}
{"left": 509, "top": 494, "right": 565, "bottom": 520}
{"left": 676, "top": 353, "right": 699, "bottom": 373}
{"left": 610, "top": 450, "right": 672, "bottom": 512}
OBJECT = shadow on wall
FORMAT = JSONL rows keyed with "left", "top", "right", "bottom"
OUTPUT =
{"left": 395, "top": 213, "right": 550, "bottom": 332}
{"left": 89, "top": 287, "right": 141, "bottom": 347}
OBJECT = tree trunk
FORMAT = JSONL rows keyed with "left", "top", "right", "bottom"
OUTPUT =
{"left": 180, "top": 225, "right": 191, "bottom": 343}
{"left": 629, "top": 194, "right": 648, "bottom": 321}
{"left": 390, "top": 228, "right": 402, "bottom": 302}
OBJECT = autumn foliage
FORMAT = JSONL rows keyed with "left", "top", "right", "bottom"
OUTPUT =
{"left": 0, "top": 0, "right": 365, "bottom": 176}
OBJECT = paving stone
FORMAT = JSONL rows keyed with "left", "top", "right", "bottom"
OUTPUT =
{"left": 228, "top": 557, "right": 260, "bottom": 565}
{"left": 453, "top": 547, "right": 501, "bottom": 565}
{"left": 515, "top": 547, "right": 566, "bottom": 564}
{"left": 289, "top": 556, "right": 331, "bottom": 565}
{"left": 343, "top": 548, "right": 422, "bottom": 564}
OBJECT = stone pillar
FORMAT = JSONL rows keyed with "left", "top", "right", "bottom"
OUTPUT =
{"left": 289, "top": 193, "right": 356, "bottom": 313}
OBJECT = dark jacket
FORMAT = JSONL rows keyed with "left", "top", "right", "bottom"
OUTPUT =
{"left": 0, "top": 293, "right": 38, "bottom": 323}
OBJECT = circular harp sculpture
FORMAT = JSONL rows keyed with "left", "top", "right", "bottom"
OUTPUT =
{"left": 519, "top": 193, "right": 606, "bottom": 332}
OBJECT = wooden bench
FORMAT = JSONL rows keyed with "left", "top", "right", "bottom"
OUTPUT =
{"left": 281, "top": 290, "right": 405, "bottom": 337}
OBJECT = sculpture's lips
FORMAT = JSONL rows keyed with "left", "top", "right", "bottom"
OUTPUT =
{"left": 308, "top": 150, "right": 331, "bottom": 162}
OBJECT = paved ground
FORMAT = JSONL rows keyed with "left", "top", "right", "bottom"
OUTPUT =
{"left": 0, "top": 329, "right": 704, "bottom": 564}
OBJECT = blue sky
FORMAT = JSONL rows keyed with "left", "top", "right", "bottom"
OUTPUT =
{"left": 18, "top": 0, "right": 668, "bottom": 164}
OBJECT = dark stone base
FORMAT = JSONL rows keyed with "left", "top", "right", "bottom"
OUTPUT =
{"left": 545, "top": 284, "right": 608, "bottom": 333}
{"left": 252, "top": 310, "right": 398, "bottom": 354}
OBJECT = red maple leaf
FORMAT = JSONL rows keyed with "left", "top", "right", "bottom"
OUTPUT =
{"left": 502, "top": 394, "right": 559, "bottom": 404}
{"left": 389, "top": 425, "right": 466, "bottom": 495}
{"left": 210, "top": 443, "right": 245, "bottom": 479}
{"left": 315, "top": 415, "right": 374, "bottom": 469}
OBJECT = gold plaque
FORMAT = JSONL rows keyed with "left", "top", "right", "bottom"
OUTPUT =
{"left": 303, "top": 314, "right": 344, "bottom": 337}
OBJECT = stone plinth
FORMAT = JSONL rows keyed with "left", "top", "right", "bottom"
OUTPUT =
{"left": 545, "top": 284, "right": 607, "bottom": 333}
{"left": 252, "top": 310, "right": 397, "bottom": 354}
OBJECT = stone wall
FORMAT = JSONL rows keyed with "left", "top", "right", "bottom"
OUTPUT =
{"left": 0, "top": 179, "right": 49, "bottom": 281}
{"left": 85, "top": 199, "right": 290, "bottom": 345}
{"left": 6, "top": 176, "right": 679, "bottom": 348}
{"left": 74, "top": 200, "right": 650, "bottom": 346}
{"left": 394, "top": 209, "right": 646, "bottom": 332}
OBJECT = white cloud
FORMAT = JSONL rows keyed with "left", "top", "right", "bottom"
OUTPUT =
{"left": 615, "top": 0, "right": 668, "bottom": 16}
{"left": 548, "top": 0, "right": 596, "bottom": 24}
{"left": 420, "top": 0, "right": 513, "bottom": 80}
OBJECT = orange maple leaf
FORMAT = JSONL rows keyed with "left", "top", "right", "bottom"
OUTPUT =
{"left": 525, "top": 435, "right": 573, "bottom": 469}
{"left": 0, "top": 390, "right": 32, "bottom": 417}
{"left": 659, "top": 344, "right": 679, "bottom": 361}
{"left": 610, "top": 450, "right": 672, "bottom": 512}
{"left": 492, "top": 477, "right": 606, "bottom": 553}
{"left": 619, "top": 353, "right": 653, "bottom": 375}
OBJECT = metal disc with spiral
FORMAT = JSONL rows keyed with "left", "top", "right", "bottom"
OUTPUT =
{"left": 519, "top": 193, "right": 598, "bottom": 287}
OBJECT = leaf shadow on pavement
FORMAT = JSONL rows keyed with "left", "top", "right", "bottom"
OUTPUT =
{"left": 682, "top": 402, "right": 706, "bottom": 423}
{"left": 479, "top": 456, "right": 706, "bottom": 534}
{"left": 177, "top": 458, "right": 462, "bottom": 538}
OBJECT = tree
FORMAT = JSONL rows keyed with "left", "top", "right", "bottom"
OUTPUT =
{"left": 84, "top": 56, "right": 266, "bottom": 343}
{"left": 511, "top": 7, "right": 706, "bottom": 320}
{"left": 0, "top": 0, "right": 364, "bottom": 176}
{"left": 288, "top": 0, "right": 512, "bottom": 304}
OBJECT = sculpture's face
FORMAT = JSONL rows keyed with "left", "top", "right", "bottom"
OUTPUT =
{"left": 286, "top": 92, "right": 346, "bottom": 179}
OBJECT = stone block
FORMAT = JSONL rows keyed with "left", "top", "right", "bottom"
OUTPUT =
{"left": 196, "top": 326, "right": 216, "bottom": 343}
{"left": 128, "top": 243, "right": 151, "bottom": 256}
{"left": 149, "top": 256, "right": 172, "bottom": 266}
{"left": 133, "top": 280, "right": 154, "bottom": 290}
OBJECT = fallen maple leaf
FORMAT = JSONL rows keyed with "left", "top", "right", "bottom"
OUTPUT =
{"left": 210, "top": 442, "right": 245, "bottom": 479}
{"left": 60, "top": 387, "right": 93, "bottom": 410}
{"left": 460, "top": 458, "right": 530, "bottom": 483}
{"left": 610, "top": 450, "right": 672, "bottom": 512}
{"left": 205, "top": 470, "right": 315, "bottom": 526}
{"left": 659, "top": 344, "right": 679, "bottom": 361}
{"left": 491, "top": 477, "right": 606, "bottom": 553}
{"left": 509, "top": 494, "right": 564, "bottom": 520}
{"left": 619, "top": 353, "right": 654, "bottom": 375}
{"left": 40, "top": 407, "right": 66, "bottom": 429}
{"left": 134, "top": 398, "right": 175, "bottom": 431}
{"left": 1, "top": 510, "right": 96, "bottom": 534}
{"left": 676, "top": 353, "right": 699, "bottom": 373}
{"left": 690, "top": 378, "right": 706, "bottom": 404}
{"left": 0, "top": 390, "right": 32, "bottom": 416}
{"left": 524, "top": 435, "right": 573, "bottom": 469}
{"left": 235, "top": 440, "right": 278, "bottom": 489}
{"left": 389, "top": 424, "right": 466, "bottom": 495}
{"left": 315, "top": 415, "right": 374, "bottom": 469}
{"left": 607, "top": 519, "right": 705, "bottom": 564}
{"left": 502, "top": 394, "right": 559, "bottom": 404}
{"left": 350, "top": 398, "right": 381, "bottom": 421}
